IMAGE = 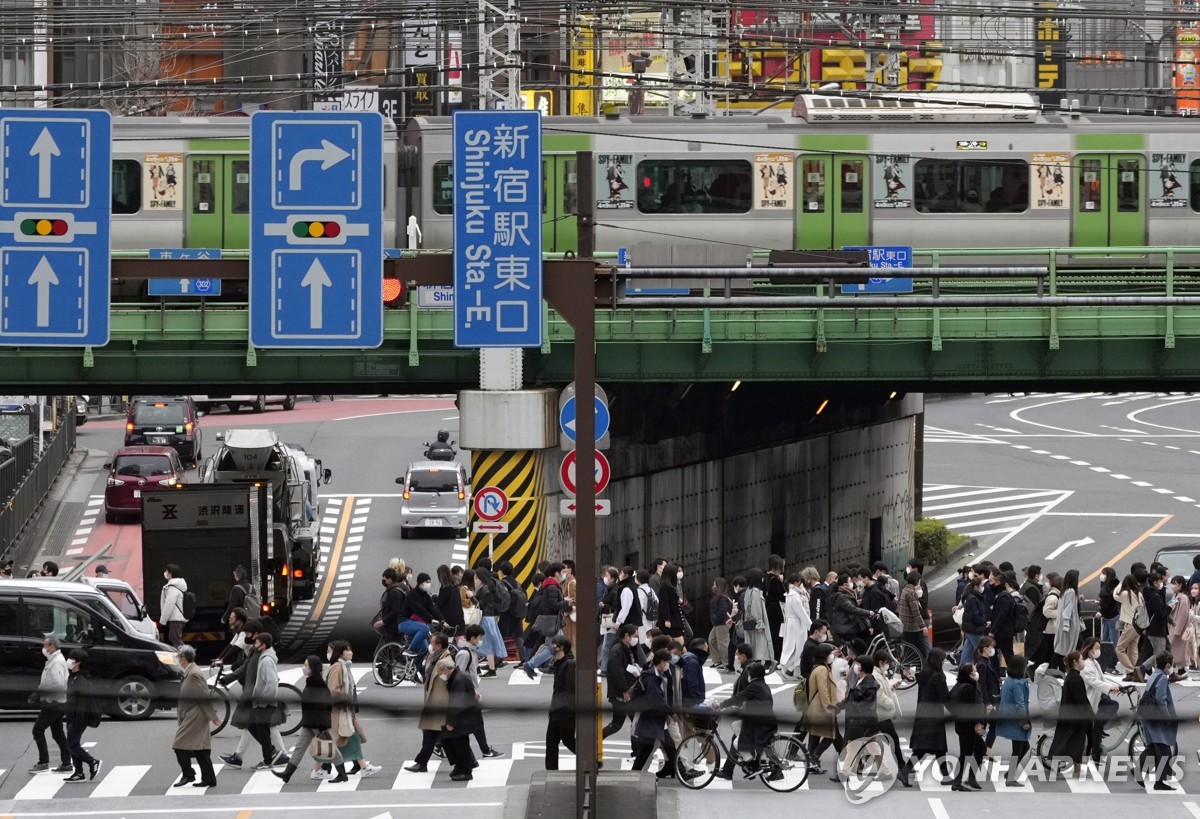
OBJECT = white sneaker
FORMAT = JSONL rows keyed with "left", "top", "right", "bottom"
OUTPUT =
{"left": 309, "top": 769, "right": 333, "bottom": 780}
{"left": 360, "top": 764, "right": 382, "bottom": 777}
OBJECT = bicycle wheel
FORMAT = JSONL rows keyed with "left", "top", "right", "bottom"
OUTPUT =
{"left": 1127, "top": 726, "right": 1145, "bottom": 763}
{"left": 761, "top": 735, "right": 809, "bottom": 792}
{"left": 209, "top": 686, "right": 232, "bottom": 736}
{"left": 674, "top": 733, "right": 719, "bottom": 789}
{"left": 277, "top": 683, "right": 303, "bottom": 736}
{"left": 1035, "top": 733, "right": 1053, "bottom": 767}
{"left": 373, "top": 642, "right": 405, "bottom": 687}
{"left": 888, "top": 640, "right": 923, "bottom": 691}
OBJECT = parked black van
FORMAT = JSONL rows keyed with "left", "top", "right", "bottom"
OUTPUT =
{"left": 0, "top": 580, "right": 182, "bottom": 720}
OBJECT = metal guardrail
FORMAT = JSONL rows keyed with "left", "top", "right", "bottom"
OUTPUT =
{"left": 0, "top": 418, "right": 76, "bottom": 561}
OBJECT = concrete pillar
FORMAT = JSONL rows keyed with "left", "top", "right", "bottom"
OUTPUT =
{"left": 459, "top": 388, "right": 556, "bottom": 588}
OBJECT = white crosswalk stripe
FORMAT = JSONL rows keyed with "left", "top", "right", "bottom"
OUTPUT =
{"left": 923, "top": 484, "right": 1071, "bottom": 538}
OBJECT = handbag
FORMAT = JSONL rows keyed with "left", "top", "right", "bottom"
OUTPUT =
{"left": 534, "top": 613, "right": 562, "bottom": 636}
{"left": 952, "top": 607, "right": 965, "bottom": 626}
{"left": 310, "top": 730, "right": 337, "bottom": 763}
{"left": 601, "top": 613, "right": 615, "bottom": 631}
{"left": 463, "top": 606, "right": 483, "bottom": 627}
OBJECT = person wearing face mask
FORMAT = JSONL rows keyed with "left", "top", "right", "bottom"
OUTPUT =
{"left": 171, "top": 645, "right": 221, "bottom": 789}
{"left": 707, "top": 578, "right": 734, "bottom": 672}
{"left": 677, "top": 638, "right": 709, "bottom": 719}
{"left": 972, "top": 637, "right": 1001, "bottom": 759}
{"left": 219, "top": 620, "right": 287, "bottom": 770}
{"left": 1077, "top": 636, "right": 1120, "bottom": 766}
{"left": 996, "top": 654, "right": 1032, "bottom": 786}
{"left": 1188, "top": 583, "right": 1200, "bottom": 672}
{"left": 404, "top": 643, "right": 455, "bottom": 775}
{"left": 1053, "top": 569, "right": 1083, "bottom": 669}
{"left": 1048, "top": 650, "right": 1092, "bottom": 778}
{"left": 372, "top": 568, "right": 408, "bottom": 642}
{"left": 778, "top": 573, "right": 812, "bottom": 679}
{"left": 798, "top": 619, "right": 830, "bottom": 682}
{"left": 765, "top": 555, "right": 787, "bottom": 664}
{"left": 656, "top": 563, "right": 688, "bottom": 645}
{"left": 62, "top": 649, "right": 101, "bottom": 783}
{"left": 544, "top": 635, "right": 577, "bottom": 770}
{"left": 741, "top": 568, "right": 775, "bottom": 668}
{"left": 398, "top": 572, "right": 444, "bottom": 659}
{"left": 947, "top": 662, "right": 985, "bottom": 791}
{"left": 1168, "top": 575, "right": 1190, "bottom": 676}
{"left": 631, "top": 649, "right": 680, "bottom": 777}
{"left": 523, "top": 563, "right": 575, "bottom": 678}
{"left": 327, "top": 640, "right": 381, "bottom": 777}
{"left": 560, "top": 560, "right": 578, "bottom": 647}
{"left": 159, "top": 564, "right": 188, "bottom": 648}
{"left": 719, "top": 661, "right": 779, "bottom": 780}
{"left": 603, "top": 625, "right": 642, "bottom": 739}
{"left": 441, "top": 655, "right": 481, "bottom": 781}
{"left": 871, "top": 651, "right": 911, "bottom": 788}
{"left": 598, "top": 567, "right": 621, "bottom": 675}
{"left": 908, "top": 648, "right": 951, "bottom": 785}
{"left": 828, "top": 572, "right": 875, "bottom": 646}
{"left": 27, "top": 636, "right": 72, "bottom": 775}
{"left": 802, "top": 643, "right": 838, "bottom": 775}
{"left": 273, "top": 655, "right": 349, "bottom": 784}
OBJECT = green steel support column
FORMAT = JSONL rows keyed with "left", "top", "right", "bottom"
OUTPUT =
{"left": 1166, "top": 249, "right": 1176, "bottom": 349}
{"left": 408, "top": 296, "right": 420, "bottom": 366}
{"left": 1048, "top": 250, "right": 1059, "bottom": 350}
{"left": 83, "top": 347, "right": 93, "bottom": 369}
{"left": 815, "top": 283, "right": 826, "bottom": 353}
{"left": 930, "top": 251, "right": 942, "bottom": 352}
{"left": 246, "top": 344, "right": 256, "bottom": 367}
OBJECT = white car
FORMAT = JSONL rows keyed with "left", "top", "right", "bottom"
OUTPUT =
{"left": 83, "top": 577, "right": 158, "bottom": 637}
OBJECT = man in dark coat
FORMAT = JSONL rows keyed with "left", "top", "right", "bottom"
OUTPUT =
{"left": 765, "top": 556, "right": 787, "bottom": 665}
{"left": 840, "top": 655, "right": 880, "bottom": 743}
{"left": 441, "top": 657, "right": 481, "bottom": 781}
{"left": 719, "top": 661, "right": 778, "bottom": 776}
{"left": 545, "top": 635, "right": 577, "bottom": 770}
{"left": 603, "top": 625, "right": 640, "bottom": 739}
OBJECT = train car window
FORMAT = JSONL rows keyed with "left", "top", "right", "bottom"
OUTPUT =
{"left": 1191, "top": 160, "right": 1200, "bottom": 211}
{"left": 432, "top": 161, "right": 453, "bottom": 214}
{"left": 802, "top": 159, "right": 825, "bottom": 212}
{"left": 193, "top": 160, "right": 216, "bottom": 213}
{"left": 914, "top": 159, "right": 1028, "bottom": 213}
{"left": 840, "top": 159, "right": 863, "bottom": 213}
{"left": 563, "top": 158, "right": 578, "bottom": 215}
{"left": 1116, "top": 160, "right": 1139, "bottom": 212}
{"left": 231, "top": 160, "right": 250, "bottom": 214}
{"left": 636, "top": 159, "right": 752, "bottom": 214}
{"left": 112, "top": 159, "right": 141, "bottom": 214}
{"left": 1079, "top": 159, "right": 1102, "bottom": 212}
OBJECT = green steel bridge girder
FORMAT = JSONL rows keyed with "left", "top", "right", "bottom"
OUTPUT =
{"left": 1, "top": 303, "right": 1197, "bottom": 389}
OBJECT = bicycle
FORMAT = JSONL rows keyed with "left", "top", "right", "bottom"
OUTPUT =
{"left": 372, "top": 621, "right": 460, "bottom": 688}
{"left": 865, "top": 631, "right": 922, "bottom": 691}
{"left": 206, "top": 664, "right": 303, "bottom": 737}
{"left": 1035, "top": 683, "right": 1144, "bottom": 768}
{"left": 674, "top": 710, "right": 810, "bottom": 792}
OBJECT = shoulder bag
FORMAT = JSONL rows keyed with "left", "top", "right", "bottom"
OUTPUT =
{"left": 464, "top": 606, "right": 484, "bottom": 627}
{"left": 310, "top": 730, "right": 338, "bottom": 763}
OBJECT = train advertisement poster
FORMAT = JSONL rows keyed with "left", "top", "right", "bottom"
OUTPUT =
{"left": 144, "top": 153, "right": 182, "bottom": 211}
{"left": 755, "top": 153, "right": 793, "bottom": 209}
{"left": 874, "top": 154, "right": 911, "bottom": 209}
{"left": 1031, "top": 152, "right": 1069, "bottom": 209}
{"left": 1151, "top": 153, "right": 1188, "bottom": 207}
{"left": 597, "top": 154, "right": 634, "bottom": 210}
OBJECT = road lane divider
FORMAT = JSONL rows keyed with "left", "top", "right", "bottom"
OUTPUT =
{"left": 1081, "top": 514, "right": 1173, "bottom": 586}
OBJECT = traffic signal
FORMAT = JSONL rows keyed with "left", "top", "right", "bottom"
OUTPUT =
{"left": 21, "top": 218, "right": 68, "bottom": 236}
{"left": 383, "top": 276, "right": 405, "bottom": 307}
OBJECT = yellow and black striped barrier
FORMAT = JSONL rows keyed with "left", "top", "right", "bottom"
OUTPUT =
{"left": 469, "top": 449, "right": 547, "bottom": 591}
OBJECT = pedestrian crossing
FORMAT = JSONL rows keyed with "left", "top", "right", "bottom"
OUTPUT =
{"left": 922, "top": 484, "right": 1072, "bottom": 538}
{"left": 923, "top": 426, "right": 1005, "bottom": 445}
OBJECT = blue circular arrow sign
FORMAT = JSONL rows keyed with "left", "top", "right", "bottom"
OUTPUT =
{"left": 560, "top": 395, "right": 610, "bottom": 444}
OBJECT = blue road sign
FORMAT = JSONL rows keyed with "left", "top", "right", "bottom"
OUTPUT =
{"left": 452, "top": 111, "right": 543, "bottom": 348}
{"left": 249, "top": 112, "right": 383, "bottom": 348}
{"left": 560, "top": 394, "right": 611, "bottom": 444}
{"left": 840, "top": 246, "right": 914, "bottom": 294}
{"left": 0, "top": 110, "right": 110, "bottom": 345}
{"left": 148, "top": 249, "right": 222, "bottom": 296}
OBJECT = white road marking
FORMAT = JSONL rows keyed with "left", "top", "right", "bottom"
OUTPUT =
{"left": 924, "top": 491, "right": 1064, "bottom": 512}
{"left": 392, "top": 759, "right": 442, "bottom": 789}
{"left": 1009, "top": 393, "right": 1102, "bottom": 436}
{"left": 90, "top": 764, "right": 151, "bottom": 797}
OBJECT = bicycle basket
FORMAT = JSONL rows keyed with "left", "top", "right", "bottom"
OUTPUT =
{"left": 692, "top": 710, "right": 719, "bottom": 732}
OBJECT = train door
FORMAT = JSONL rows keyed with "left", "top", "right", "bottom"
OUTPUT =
{"left": 543, "top": 155, "right": 578, "bottom": 254}
{"left": 186, "top": 155, "right": 250, "bottom": 249}
{"left": 1073, "top": 154, "right": 1146, "bottom": 248}
{"left": 796, "top": 153, "right": 869, "bottom": 250}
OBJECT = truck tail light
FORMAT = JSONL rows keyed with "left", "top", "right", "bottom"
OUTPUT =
{"left": 293, "top": 568, "right": 304, "bottom": 579}
{"left": 126, "top": 422, "right": 134, "bottom": 432}
{"left": 280, "top": 563, "right": 289, "bottom": 576}
{"left": 185, "top": 422, "right": 194, "bottom": 433}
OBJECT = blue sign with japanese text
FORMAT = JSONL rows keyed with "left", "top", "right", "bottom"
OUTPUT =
{"left": 840, "top": 245, "right": 914, "bottom": 294}
{"left": 0, "top": 110, "right": 111, "bottom": 345}
{"left": 148, "top": 248, "right": 222, "bottom": 296}
{"left": 249, "top": 111, "right": 383, "bottom": 348}
{"left": 452, "top": 111, "right": 543, "bottom": 348}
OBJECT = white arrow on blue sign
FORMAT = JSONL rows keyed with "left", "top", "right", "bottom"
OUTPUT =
{"left": 148, "top": 248, "right": 223, "bottom": 296}
{"left": 249, "top": 112, "right": 383, "bottom": 348}
{"left": 560, "top": 395, "right": 611, "bottom": 444}
{"left": 0, "top": 110, "right": 111, "bottom": 345}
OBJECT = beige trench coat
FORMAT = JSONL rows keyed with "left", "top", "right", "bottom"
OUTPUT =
{"left": 173, "top": 662, "right": 217, "bottom": 751}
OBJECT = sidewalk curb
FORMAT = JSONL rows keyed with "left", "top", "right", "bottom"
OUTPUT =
{"left": 8, "top": 445, "right": 89, "bottom": 575}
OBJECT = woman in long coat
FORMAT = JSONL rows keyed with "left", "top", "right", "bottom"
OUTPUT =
{"left": 778, "top": 574, "right": 811, "bottom": 677}
{"left": 327, "top": 641, "right": 380, "bottom": 776}
{"left": 948, "top": 662, "right": 985, "bottom": 792}
{"left": 1139, "top": 651, "right": 1179, "bottom": 790}
{"left": 742, "top": 568, "right": 775, "bottom": 665}
{"left": 403, "top": 647, "right": 452, "bottom": 773}
{"left": 1048, "top": 650, "right": 1093, "bottom": 777}
{"left": 908, "top": 647, "right": 950, "bottom": 783}
{"left": 1053, "top": 570, "right": 1082, "bottom": 663}
{"left": 804, "top": 643, "right": 838, "bottom": 773}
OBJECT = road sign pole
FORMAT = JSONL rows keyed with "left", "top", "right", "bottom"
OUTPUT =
{"left": 488, "top": 532, "right": 494, "bottom": 563}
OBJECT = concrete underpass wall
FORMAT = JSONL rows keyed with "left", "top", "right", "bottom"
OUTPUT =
{"left": 542, "top": 411, "right": 917, "bottom": 588}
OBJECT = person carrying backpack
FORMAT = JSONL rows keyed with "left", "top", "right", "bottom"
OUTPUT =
{"left": 63, "top": 649, "right": 102, "bottom": 783}
{"left": 223, "top": 566, "right": 260, "bottom": 629}
{"left": 496, "top": 561, "right": 527, "bottom": 649}
{"left": 160, "top": 564, "right": 190, "bottom": 648}
{"left": 988, "top": 571, "right": 1022, "bottom": 664}
{"left": 636, "top": 569, "right": 660, "bottom": 645}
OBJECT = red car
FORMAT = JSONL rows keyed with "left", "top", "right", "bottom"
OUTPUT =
{"left": 104, "top": 446, "right": 186, "bottom": 522}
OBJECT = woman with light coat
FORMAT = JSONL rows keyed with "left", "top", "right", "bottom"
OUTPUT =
{"left": 778, "top": 573, "right": 811, "bottom": 678}
{"left": 327, "top": 640, "right": 381, "bottom": 777}
{"left": 1053, "top": 570, "right": 1082, "bottom": 664}
{"left": 1078, "top": 635, "right": 1120, "bottom": 764}
{"left": 872, "top": 650, "right": 910, "bottom": 787}
{"left": 803, "top": 643, "right": 838, "bottom": 774}
{"left": 742, "top": 568, "right": 775, "bottom": 666}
